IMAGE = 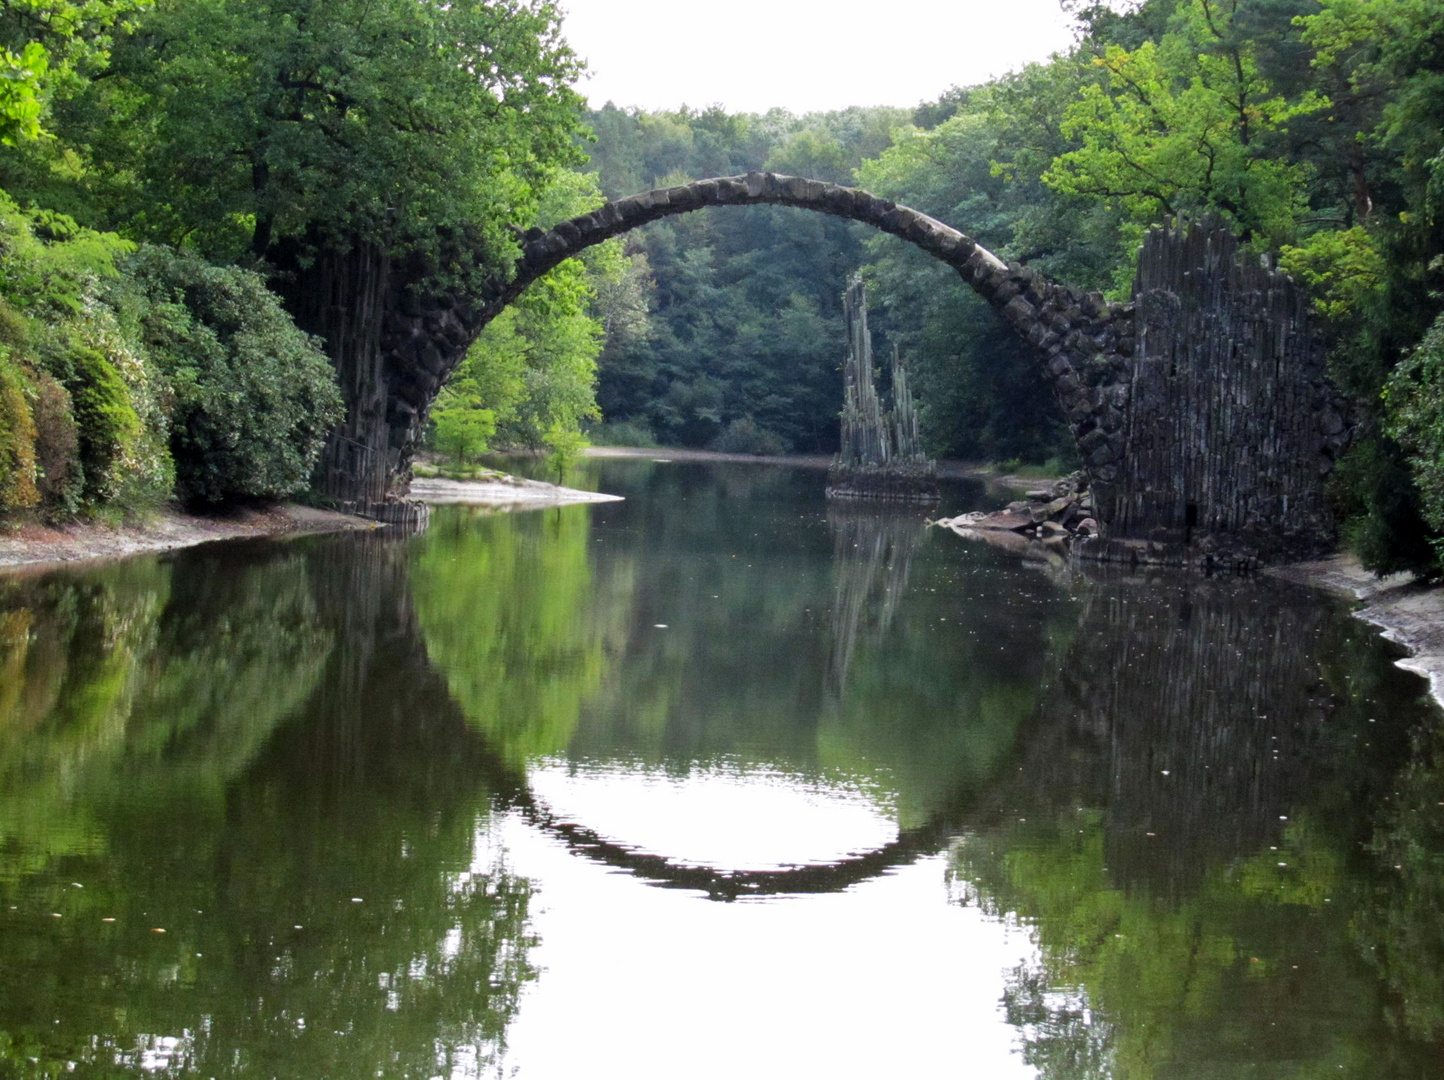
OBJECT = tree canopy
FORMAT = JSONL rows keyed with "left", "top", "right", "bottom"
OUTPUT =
{"left": 63, "top": 0, "right": 585, "bottom": 276}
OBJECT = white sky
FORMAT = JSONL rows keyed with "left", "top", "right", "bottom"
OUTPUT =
{"left": 558, "top": 0, "right": 1082, "bottom": 115}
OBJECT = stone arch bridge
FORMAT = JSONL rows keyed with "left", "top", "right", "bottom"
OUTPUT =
{"left": 342, "top": 171, "right": 1347, "bottom": 565}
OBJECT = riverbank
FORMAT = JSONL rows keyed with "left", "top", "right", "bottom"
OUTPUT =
{"left": 0, "top": 503, "right": 379, "bottom": 573}
{"left": 0, "top": 473, "right": 618, "bottom": 573}
{"left": 1271, "top": 555, "right": 1444, "bottom": 711}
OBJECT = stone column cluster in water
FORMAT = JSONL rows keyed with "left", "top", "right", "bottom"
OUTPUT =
{"left": 827, "top": 275, "right": 938, "bottom": 503}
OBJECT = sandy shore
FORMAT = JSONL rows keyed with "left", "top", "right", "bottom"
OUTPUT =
{"left": 410, "top": 475, "right": 623, "bottom": 507}
{"left": 1271, "top": 555, "right": 1444, "bottom": 710}
{"left": 0, "top": 503, "right": 379, "bottom": 574}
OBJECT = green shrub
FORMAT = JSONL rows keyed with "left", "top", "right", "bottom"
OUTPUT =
{"left": 62, "top": 341, "right": 145, "bottom": 505}
{"left": 1383, "top": 311, "right": 1444, "bottom": 569}
{"left": 0, "top": 199, "right": 172, "bottom": 515}
{"left": 31, "top": 372, "right": 80, "bottom": 511}
{"left": 112, "top": 247, "right": 343, "bottom": 503}
{"left": 0, "top": 355, "right": 38, "bottom": 510}
{"left": 0, "top": 301, "right": 31, "bottom": 353}
{"left": 710, "top": 417, "right": 789, "bottom": 457}
{"left": 1331, "top": 435, "right": 1438, "bottom": 576}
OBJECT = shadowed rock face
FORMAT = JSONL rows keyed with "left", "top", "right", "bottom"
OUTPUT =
{"left": 1079, "top": 224, "right": 1348, "bottom": 567}
{"left": 377, "top": 175, "right": 1342, "bottom": 564}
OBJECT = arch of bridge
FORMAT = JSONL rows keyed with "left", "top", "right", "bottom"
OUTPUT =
{"left": 384, "top": 172, "right": 1136, "bottom": 507}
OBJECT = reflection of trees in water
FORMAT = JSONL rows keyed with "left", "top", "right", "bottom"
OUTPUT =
{"left": 23, "top": 498, "right": 1444, "bottom": 1078}
{"left": 825, "top": 505, "right": 926, "bottom": 697}
{"left": 952, "top": 568, "right": 1444, "bottom": 1079}
{"left": 202, "top": 532, "right": 537, "bottom": 1079}
{"left": 0, "top": 533, "right": 538, "bottom": 1080}
{"left": 0, "top": 548, "right": 331, "bottom": 886}
{"left": 1355, "top": 715, "right": 1444, "bottom": 1046}
{"left": 1000, "top": 964, "right": 1114, "bottom": 1080}
{"left": 410, "top": 506, "right": 635, "bottom": 764}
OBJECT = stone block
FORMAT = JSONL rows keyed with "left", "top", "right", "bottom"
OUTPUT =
{"left": 1087, "top": 440, "right": 1118, "bottom": 467}
{"left": 614, "top": 196, "right": 647, "bottom": 222}
{"left": 992, "top": 278, "right": 1022, "bottom": 303}
{"left": 716, "top": 177, "right": 748, "bottom": 202}
{"left": 1002, "top": 296, "right": 1034, "bottom": 326}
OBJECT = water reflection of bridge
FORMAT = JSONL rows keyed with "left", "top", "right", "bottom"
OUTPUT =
{"left": 2, "top": 529, "right": 1406, "bottom": 905}
{"left": 3, "top": 520, "right": 1432, "bottom": 1080}
{"left": 298, "top": 531, "right": 1386, "bottom": 902}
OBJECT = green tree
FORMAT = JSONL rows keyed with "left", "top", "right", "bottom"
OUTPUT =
{"left": 0, "top": 0, "right": 148, "bottom": 145}
{"left": 436, "top": 170, "right": 612, "bottom": 458}
{"left": 82, "top": 0, "right": 582, "bottom": 269}
{"left": 857, "top": 99, "right": 1086, "bottom": 463}
{"left": 582, "top": 105, "right": 922, "bottom": 454}
{"left": 429, "top": 376, "right": 498, "bottom": 465}
{"left": 24, "top": 0, "right": 587, "bottom": 500}
{"left": 1294, "top": 0, "right": 1444, "bottom": 574}
{"left": 111, "top": 246, "right": 343, "bottom": 502}
{"left": 1384, "top": 311, "right": 1444, "bottom": 545}
{"left": 1043, "top": 0, "right": 1324, "bottom": 273}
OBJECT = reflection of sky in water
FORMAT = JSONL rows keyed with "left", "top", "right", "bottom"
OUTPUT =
{"left": 492, "top": 809, "right": 1040, "bottom": 1080}
{"left": 7, "top": 460, "right": 1443, "bottom": 1080}
{"left": 526, "top": 758, "right": 900, "bottom": 872}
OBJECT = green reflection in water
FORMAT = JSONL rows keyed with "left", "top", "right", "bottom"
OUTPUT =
{"left": 1357, "top": 715, "right": 1444, "bottom": 1048}
{"left": 0, "top": 560, "right": 171, "bottom": 885}
{"left": 952, "top": 572, "right": 1444, "bottom": 1079}
{"left": 0, "top": 551, "right": 330, "bottom": 886}
{"left": 411, "top": 503, "right": 634, "bottom": 764}
{"left": 3, "top": 461, "right": 1444, "bottom": 1079}
{"left": 413, "top": 461, "right": 1079, "bottom": 832}
{"left": 0, "top": 539, "right": 537, "bottom": 1078}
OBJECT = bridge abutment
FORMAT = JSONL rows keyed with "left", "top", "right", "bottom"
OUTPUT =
{"left": 1072, "top": 221, "right": 1348, "bottom": 568}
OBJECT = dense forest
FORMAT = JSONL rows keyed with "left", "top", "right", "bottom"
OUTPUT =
{"left": 569, "top": 0, "right": 1444, "bottom": 573}
{"left": 0, "top": 0, "right": 1440, "bottom": 571}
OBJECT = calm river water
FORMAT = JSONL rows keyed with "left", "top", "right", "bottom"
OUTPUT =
{"left": 3, "top": 459, "right": 1444, "bottom": 1078}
